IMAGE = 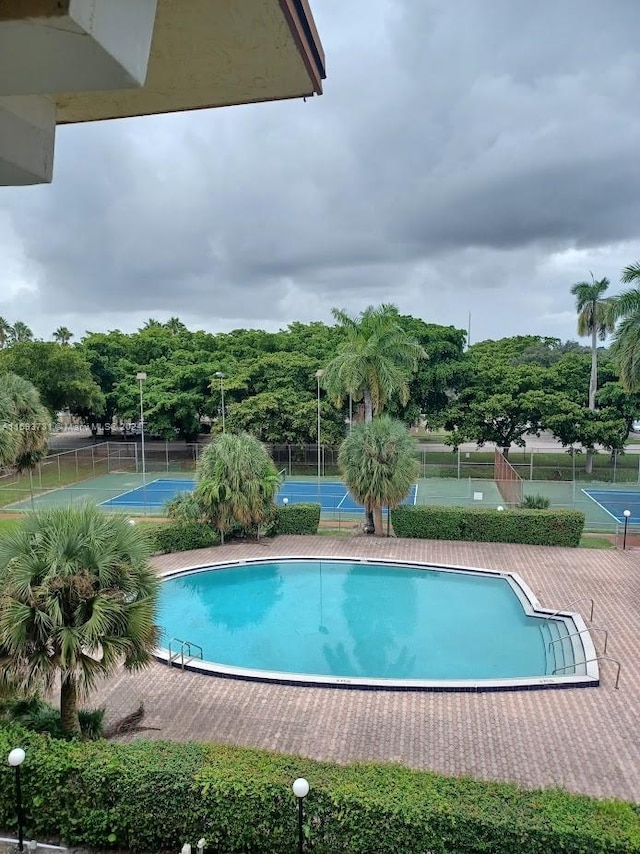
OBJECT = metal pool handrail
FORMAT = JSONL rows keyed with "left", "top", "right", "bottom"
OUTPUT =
{"left": 554, "top": 656, "right": 621, "bottom": 689}
{"left": 549, "top": 625, "right": 608, "bottom": 655}
{"left": 544, "top": 596, "right": 594, "bottom": 622}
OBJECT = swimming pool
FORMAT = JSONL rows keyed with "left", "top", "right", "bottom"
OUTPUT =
{"left": 157, "top": 558, "right": 599, "bottom": 691}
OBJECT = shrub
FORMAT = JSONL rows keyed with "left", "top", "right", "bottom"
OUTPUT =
{"left": 152, "top": 522, "right": 220, "bottom": 554}
{"left": 0, "top": 726, "right": 637, "bottom": 853}
{"left": 274, "top": 503, "right": 321, "bottom": 535}
{"left": 391, "top": 506, "right": 585, "bottom": 547}
{"left": 0, "top": 698, "right": 104, "bottom": 740}
{"left": 520, "top": 494, "right": 551, "bottom": 509}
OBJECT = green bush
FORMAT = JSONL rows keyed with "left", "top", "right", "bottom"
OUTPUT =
{"left": 0, "top": 699, "right": 104, "bottom": 740}
{"left": 391, "top": 506, "right": 585, "bottom": 547}
{"left": 152, "top": 522, "right": 220, "bottom": 554}
{"left": 274, "top": 503, "right": 321, "bottom": 535}
{"left": 0, "top": 726, "right": 637, "bottom": 853}
{"left": 520, "top": 494, "right": 551, "bottom": 509}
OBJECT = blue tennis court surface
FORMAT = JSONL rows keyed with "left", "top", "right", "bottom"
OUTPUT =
{"left": 582, "top": 488, "right": 640, "bottom": 524}
{"left": 101, "top": 479, "right": 196, "bottom": 509}
{"left": 277, "top": 480, "right": 418, "bottom": 512}
{"left": 100, "top": 478, "right": 418, "bottom": 512}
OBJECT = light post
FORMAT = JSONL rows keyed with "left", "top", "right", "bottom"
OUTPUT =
{"left": 497, "top": 505, "right": 504, "bottom": 512}
{"left": 136, "top": 372, "right": 147, "bottom": 486}
{"left": 315, "top": 370, "right": 324, "bottom": 484}
{"left": 292, "top": 778, "right": 309, "bottom": 854}
{"left": 8, "top": 747, "right": 25, "bottom": 852}
{"left": 214, "top": 372, "right": 226, "bottom": 434}
{"left": 623, "top": 509, "right": 631, "bottom": 550}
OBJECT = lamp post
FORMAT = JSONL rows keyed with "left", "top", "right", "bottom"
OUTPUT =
{"left": 214, "top": 372, "right": 226, "bottom": 434}
{"left": 315, "top": 370, "right": 324, "bottom": 484}
{"left": 8, "top": 747, "right": 25, "bottom": 852}
{"left": 497, "top": 505, "right": 504, "bottom": 512}
{"left": 292, "top": 778, "right": 309, "bottom": 854}
{"left": 136, "top": 372, "right": 147, "bottom": 486}
{"left": 623, "top": 509, "right": 631, "bottom": 550}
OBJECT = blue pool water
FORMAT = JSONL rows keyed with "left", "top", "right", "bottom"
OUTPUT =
{"left": 158, "top": 560, "right": 570, "bottom": 682}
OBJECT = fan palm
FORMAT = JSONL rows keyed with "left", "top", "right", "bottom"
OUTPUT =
{"left": 0, "top": 505, "right": 160, "bottom": 734}
{"left": 196, "top": 432, "right": 280, "bottom": 539}
{"left": 52, "top": 326, "right": 73, "bottom": 345}
{"left": 608, "top": 262, "right": 640, "bottom": 392}
{"left": 0, "top": 372, "right": 50, "bottom": 471}
{"left": 339, "top": 415, "right": 419, "bottom": 536}
{"left": 9, "top": 321, "right": 33, "bottom": 343}
{"left": 322, "top": 304, "right": 426, "bottom": 423}
{"left": 0, "top": 317, "right": 11, "bottom": 349}
{"left": 569, "top": 275, "right": 612, "bottom": 409}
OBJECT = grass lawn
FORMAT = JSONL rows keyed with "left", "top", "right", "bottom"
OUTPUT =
{"left": 579, "top": 535, "right": 615, "bottom": 549}
{"left": 0, "top": 518, "right": 21, "bottom": 538}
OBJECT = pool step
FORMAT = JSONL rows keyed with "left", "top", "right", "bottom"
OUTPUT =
{"left": 540, "top": 619, "right": 574, "bottom": 675}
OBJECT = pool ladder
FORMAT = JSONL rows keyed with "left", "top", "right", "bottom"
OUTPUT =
{"left": 167, "top": 637, "right": 203, "bottom": 670}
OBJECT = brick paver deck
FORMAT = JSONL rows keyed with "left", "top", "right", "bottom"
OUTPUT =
{"left": 92, "top": 536, "right": 640, "bottom": 802}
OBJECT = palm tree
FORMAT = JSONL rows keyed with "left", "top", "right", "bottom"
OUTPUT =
{"left": 52, "top": 326, "right": 73, "bottom": 345}
{"left": 165, "top": 317, "right": 186, "bottom": 335}
{"left": 339, "top": 415, "right": 419, "bottom": 536}
{"left": 570, "top": 275, "right": 613, "bottom": 410}
{"left": 0, "top": 317, "right": 11, "bottom": 349}
{"left": 0, "top": 372, "right": 50, "bottom": 472}
{"left": 607, "top": 262, "right": 640, "bottom": 391}
{"left": 196, "top": 432, "right": 281, "bottom": 540}
{"left": 9, "top": 321, "right": 33, "bottom": 343}
{"left": 0, "top": 505, "right": 159, "bottom": 734}
{"left": 322, "top": 304, "right": 426, "bottom": 423}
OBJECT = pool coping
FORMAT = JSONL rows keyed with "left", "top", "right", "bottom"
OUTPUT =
{"left": 154, "top": 555, "right": 600, "bottom": 692}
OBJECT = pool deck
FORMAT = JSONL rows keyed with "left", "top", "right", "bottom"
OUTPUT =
{"left": 92, "top": 536, "right": 640, "bottom": 802}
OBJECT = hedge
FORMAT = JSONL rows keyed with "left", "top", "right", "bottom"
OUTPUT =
{"left": 274, "top": 502, "right": 321, "bottom": 535}
{"left": 391, "top": 506, "right": 585, "bottom": 547}
{"left": 151, "top": 521, "right": 220, "bottom": 553}
{"left": 0, "top": 726, "right": 637, "bottom": 853}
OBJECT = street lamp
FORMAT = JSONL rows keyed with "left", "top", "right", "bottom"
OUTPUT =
{"left": 497, "top": 505, "right": 504, "bottom": 512}
{"left": 8, "top": 747, "right": 25, "bottom": 852}
{"left": 315, "top": 370, "right": 324, "bottom": 484}
{"left": 623, "top": 509, "right": 631, "bottom": 550}
{"left": 136, "top": 372, "right": 147, "bottom": 486}
{"left": 282, "top": 497, "right": 289, "bottom": 507}
{"left": 214, "top": 372, "right": 226, "bottom": 434}
{"left": 292, "top": 778, "right": 309, "bottom": 854}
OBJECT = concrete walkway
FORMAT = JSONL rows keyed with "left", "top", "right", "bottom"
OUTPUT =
{"left": 92, "top": 536, "right": 640, "bottom": 802}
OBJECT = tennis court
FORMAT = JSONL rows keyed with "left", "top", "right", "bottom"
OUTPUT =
{"left": 582, "top": 488, "right": 640, "bottom": 524}
{"left": 101, "top": 478, "right": 196, "bottom": 510}
{"left": 277, "top": 479, "right": 418, "bottom": 512}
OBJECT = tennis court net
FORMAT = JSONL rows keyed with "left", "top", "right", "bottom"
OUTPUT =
{"left": 494, "top": 448, "right": 524, "bottom": 506}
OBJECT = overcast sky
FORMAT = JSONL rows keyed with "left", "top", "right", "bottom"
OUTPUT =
{"left": 2, "top": 0, "right": 640, "bottom": 346}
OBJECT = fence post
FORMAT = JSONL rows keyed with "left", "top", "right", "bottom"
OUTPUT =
{"left": 74, "top": 450, "right": 79, "bottom": 475}
{"left": 288, "top": 444, "right": 292, "bottom": 477}
{"left": 529, "top": 449, "right": 533, "bottom": 481}
{"left": 613, "top": 450, "right": 617, "bottom": 483}
{"left": 57, "top": 453, "right": 61, "bottom": 484}
{"left": 134, "top": 442, "right": 139, "bottom": 473}
{"left": 457, "top": 448, "right": 461, "bottom": 480}
{"left": 166, "top": 440, "right": 169, "bottom": 472}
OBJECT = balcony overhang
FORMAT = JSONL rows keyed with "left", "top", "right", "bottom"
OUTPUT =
{"left": 0, "top": 0, "right": 325, "bottom": 185}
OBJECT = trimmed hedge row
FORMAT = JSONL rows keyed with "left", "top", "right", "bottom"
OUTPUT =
{"left": 0, "top": 726, "right": 637, "bottom": 853}
{"left": 391, "top": 506, "right": 585, "bottom": 547}
{"left": 274, "top": 502, "right": 321, "bottom": 535}
{"left": 151, "top": 521, "right": 220, "bottom": 553}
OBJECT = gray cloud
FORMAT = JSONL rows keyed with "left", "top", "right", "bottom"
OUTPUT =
{"left": 1, "top": 0, "right": 640, "bottom": 343}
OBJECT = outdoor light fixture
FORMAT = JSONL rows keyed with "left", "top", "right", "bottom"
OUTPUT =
{"left": 283, "top": 497, "right": 289, "bottom": 506}
{"left": 292, "top": 778, "right": 309, "bottom": 854}
{"left": 623, "top": 509, "right": 631, "bottom": 550}
{"left": 214, "top": 372, "right": 226, "bottom": 434}
{"left": 497, "top": 505, "right": 504, "bottom": 512}
{"left": 136, "top": 372, "right": 147, "bottom": 486}
{"left": 8, "top": 747, "right": 25, "bottom": 852}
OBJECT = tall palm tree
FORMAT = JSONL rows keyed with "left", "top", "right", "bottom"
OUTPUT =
{"left": 0, "top": 317, "right": 11, "bottom": 349}
{"left": 339, "top": 415, "right": 419, "bottom": 536}
{"left": 9, "top": 321, "right": 33, "bottom": 343}
{"left": 607, "top": 262, "right": 640, "bottom": 392}
{"left": 322, "top": 304, "right": 426, "bottom": 423}
{"left": 0, "top": 505, "right": 159, "bottom": 734}
{"left": 52, "top": 326, "right": 73, "bottom": 345}
{"left": 196, "top": 432, "right": 280, "bottom": 540}
{"left": 165, "top": 317, "right": 186, "bottom": 335}
{"left": 570, "top": 275, "right": 612, "bottom": 410}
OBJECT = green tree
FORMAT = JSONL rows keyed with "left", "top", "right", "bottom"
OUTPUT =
{"left": 570, "top": 275, "right": 612, "bottom": 410}
{"left": 322, "top": 304, "right": 426, "bottom": 422}
{"left": 9, "top": 322, "right": 33, "bottom": 343}
{"left": 607, "top": 262, "right": 640, "bottom": 391}
{"left": 0, "top": 372, "right": 50, "bottom": 471}
{"left": 339, "top": 415, "right": 419, "bottom": 536}
{"left": 0, "top": 505, "right": 159, "bottom": 734}
{"left": 52, "top": 326, "right": 73, "bottom": 345}
{"left": 195, "top": 432, "right": 281, "bottom": 540}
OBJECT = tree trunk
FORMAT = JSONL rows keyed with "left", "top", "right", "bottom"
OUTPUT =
{"left": 502, "top": 444, "right": 510, "bottom": 460}
{"left": 60, "top": 673, "right": 80, "bottom": 734}
{"left": 585, "top": 448, "right": 593, "bottom": 475}
{"left": 589, "top": 327, "right": 597, "bottom": 410}
{"left": 364, "top": 389, "right": 373, "bottom": 423}
{"left": 373, "top": 505, "right": 384, "bottom": 537}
